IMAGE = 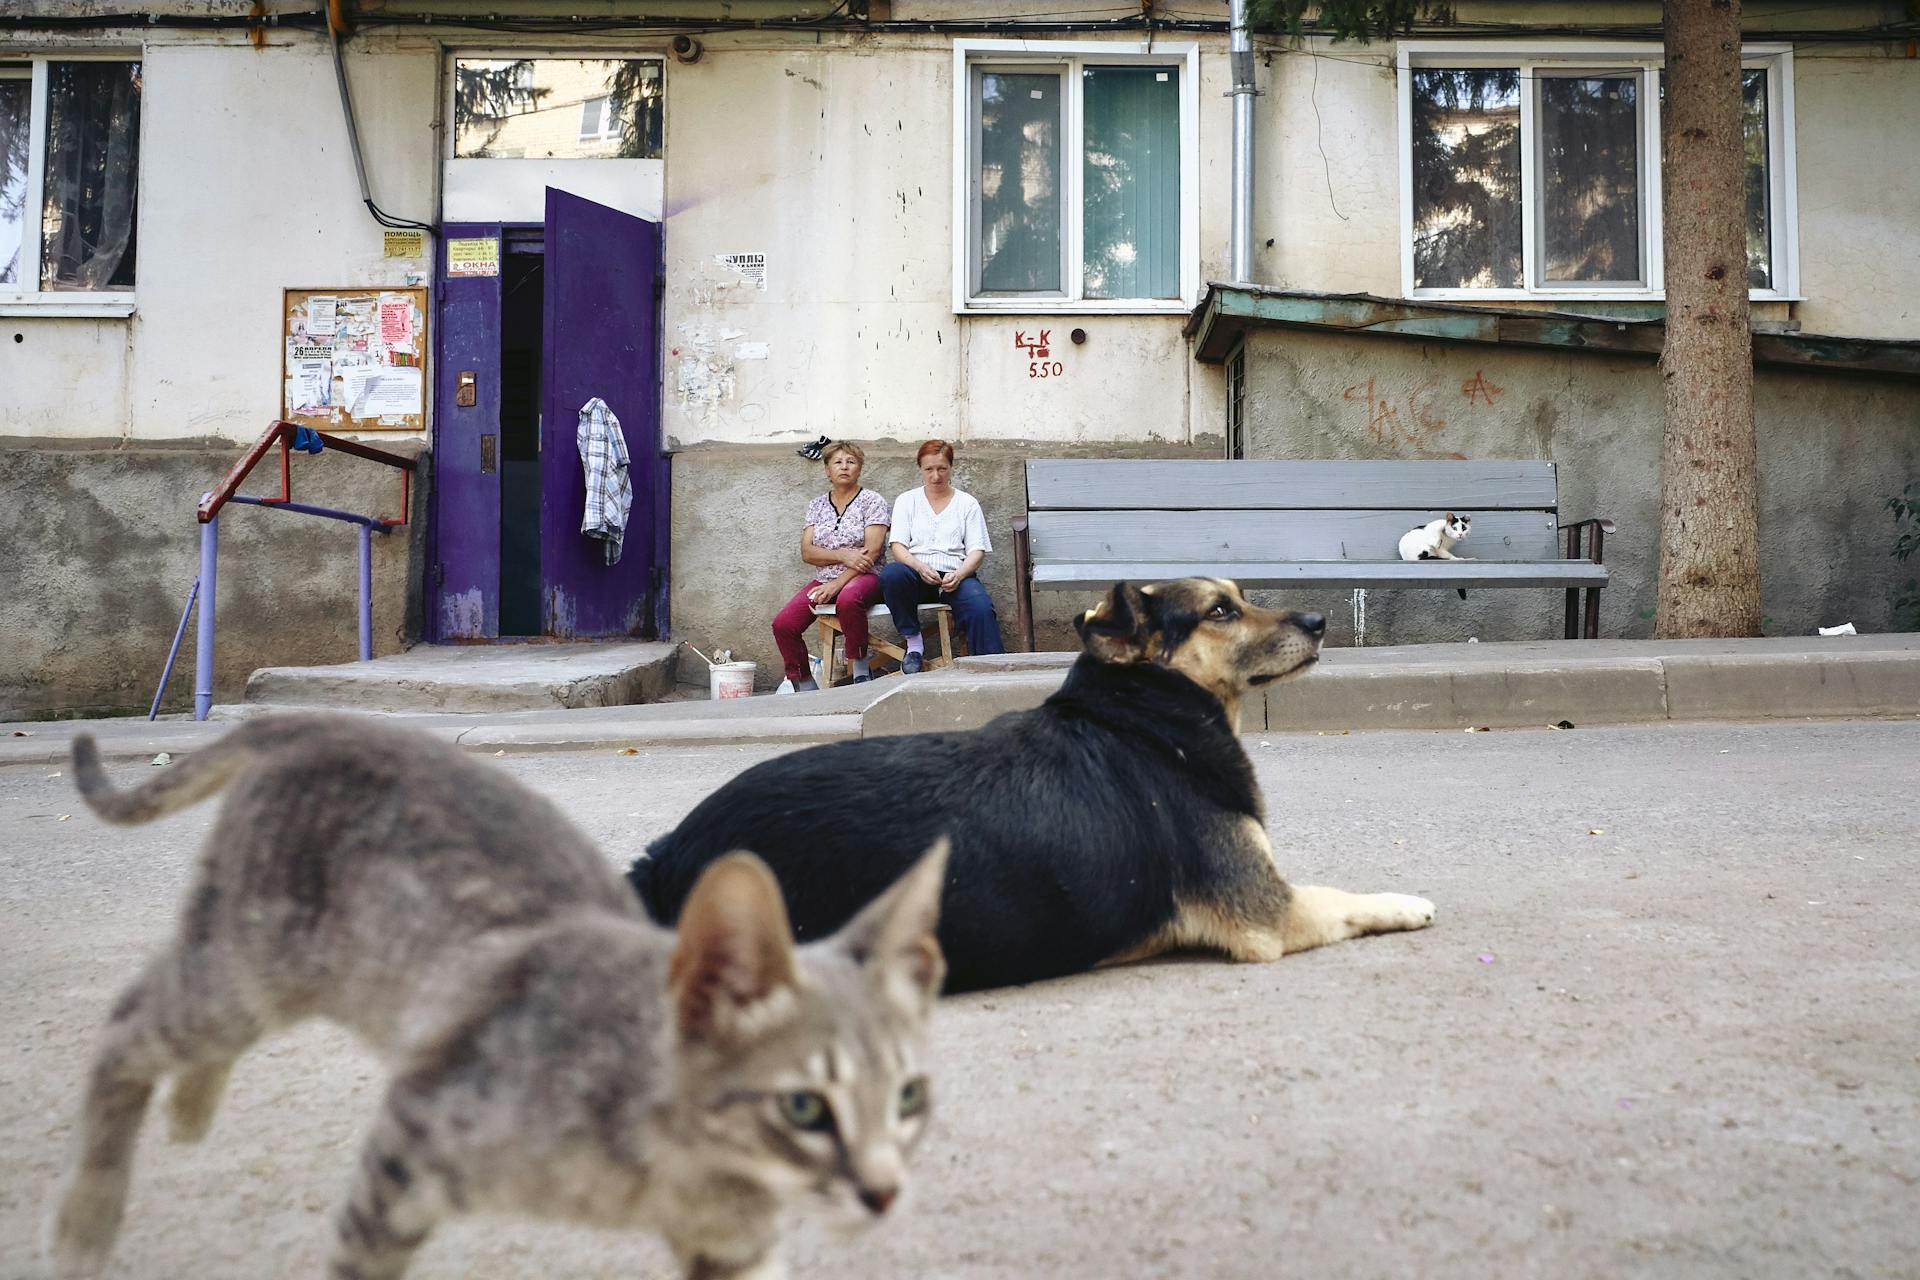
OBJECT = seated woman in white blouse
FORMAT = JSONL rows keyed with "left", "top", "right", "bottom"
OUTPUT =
{"left": 877, "top": 438, "right": 1004, "bottom": 672}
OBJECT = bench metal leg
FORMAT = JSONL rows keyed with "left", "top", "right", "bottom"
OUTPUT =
{"left": 1012, "top": 516, "right": 1035, "bottom": 652}
{"left": 1564, "top": 525, "right": 1583, "bottom": 639}
{"left": 1562, "top": 523, "right": 1607, "bottom": 639}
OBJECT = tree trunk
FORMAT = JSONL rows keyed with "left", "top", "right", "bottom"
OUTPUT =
{"left": 1655, "top": 0, "right": 1762, "bottom": 638}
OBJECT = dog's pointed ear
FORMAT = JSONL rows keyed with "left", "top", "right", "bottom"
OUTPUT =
{"left": 1074, "top": 582, "right": 1154, "bottom": 663}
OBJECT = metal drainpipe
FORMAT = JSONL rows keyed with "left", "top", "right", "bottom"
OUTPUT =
{"left": 328, "top": 20, "right": 375, "bottom": 214}
{"left": 1228, "top": 0, "right": 1256, "bottom": 284}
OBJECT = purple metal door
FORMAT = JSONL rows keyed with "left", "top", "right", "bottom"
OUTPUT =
{"left": 431, "top": 223, "right": 503, "bottom": 640}
{"left": 540, "top": 189, "right": 664, "bottom": 638}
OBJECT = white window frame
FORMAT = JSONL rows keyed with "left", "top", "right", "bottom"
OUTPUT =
{"left": 579, "top": 94, "right": 623, "bottom": 142}
{"left": 0, "top": 51, "right": 142, "bottom": 317}
{"left": 1395, "top": 41, "right": 1799, "bottom": 303}
{"left": 952, "top": 39, "right": 1200, "bottom": 315}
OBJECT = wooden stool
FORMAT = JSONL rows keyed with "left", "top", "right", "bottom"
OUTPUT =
{"left": 813, "top": 602, "right": 962, "bottom": 685}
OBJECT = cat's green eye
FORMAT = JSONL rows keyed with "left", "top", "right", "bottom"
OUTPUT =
{"left": 779, "top": 1090, "right": 833, "bottom": 1131}
{"left": 897, "top": 1076, "right": 930, "bottom": 1119}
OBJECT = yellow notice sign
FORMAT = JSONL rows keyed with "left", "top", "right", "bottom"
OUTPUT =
{"left": 446, "top": 237, "right": 499, "bottom": 278}
{"left": 383, "top": 230, "right": 426, "bottom": 258}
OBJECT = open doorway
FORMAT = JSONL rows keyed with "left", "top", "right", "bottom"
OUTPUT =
{"left": 430, "top": 194, "right": 664, "bottom": 643}
{"left": 498, "top": 232, "right": 544, "bottom": 636}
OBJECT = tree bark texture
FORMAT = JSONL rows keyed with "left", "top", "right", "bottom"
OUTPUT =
{"left": 1655, "top": 0, "right": 1763, "bottom": 637}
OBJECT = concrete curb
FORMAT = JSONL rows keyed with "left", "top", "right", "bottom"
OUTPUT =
{"left": 7, "top": 638, "right": 1915, "bottom": 768}
{"left": 860, "top": 645, "right": 1920, "bottom": 737}
{"left": 861, "top": 675, "right": 1058, "bottom": 736}
{"left": 1266, "top": 657, "right": 1671, "bottom": 731}
{"left": 1661, "top": 650, "right": 1920, "bottom": 721}
{"left": 453, "top": 715, "right": 862, "bottom": 754}
{"left": 0, "top": 713, "right": 864, "bottom": 770}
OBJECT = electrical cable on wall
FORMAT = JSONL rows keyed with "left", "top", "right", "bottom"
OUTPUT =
{"left": 3, "top": 10, "right": 1917, "bottom": 40}
{"left": 327, "top": 9, "right": 437, "bottom": 239}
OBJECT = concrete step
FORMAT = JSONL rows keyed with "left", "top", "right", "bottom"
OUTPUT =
{"left": 242, "top": 642, "right": 681, "bottom": 713}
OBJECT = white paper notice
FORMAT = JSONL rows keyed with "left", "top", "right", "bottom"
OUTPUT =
{"left": 339, "top": 365, "right": 374, "bottom": 413}
{"left": 306, "top": 297, "right": 339, "bottom": 336}
{"left": 291, "top": 359, "right": 333, "bottom": 413}
{"left": 717, "top": 252, "right": 767, "bottom": 290}
{"left": 348, "top": 367, "right": 423, "bottom": 418}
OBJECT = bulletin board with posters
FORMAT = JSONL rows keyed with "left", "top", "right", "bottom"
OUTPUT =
{"left": 281, "top": 287, "right": 429, "bottom": 433}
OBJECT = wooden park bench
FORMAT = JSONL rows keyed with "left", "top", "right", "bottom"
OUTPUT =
{"left": 1010, "top": 459, "right": 1613, "bottom": 647}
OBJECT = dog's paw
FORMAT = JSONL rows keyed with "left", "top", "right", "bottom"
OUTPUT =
{"left": 1373, "top": 893, "right": 1435, "bottom": 932}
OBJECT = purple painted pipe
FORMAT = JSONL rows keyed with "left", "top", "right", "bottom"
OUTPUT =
{"left": 225, "top": 494, "right": 388, "bottom": 529}
{"left": 190, "top": 495, "right": 393, "bottom": 719}
{"left": 149, "top": 576, "right": 200, "bottom": 721}
{"left": 194, "top": 514, "right": 218, "bottom": 721}
{"left": 357, "top": 523, "right": 373, "bottom": 661}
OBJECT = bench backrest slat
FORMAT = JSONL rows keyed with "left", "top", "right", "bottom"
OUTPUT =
{"left": 1025, "top": 508, "right": 1562, "bottom": 563}
{"left": 1026, "top": 458, "right": 1560, "bottom": 512}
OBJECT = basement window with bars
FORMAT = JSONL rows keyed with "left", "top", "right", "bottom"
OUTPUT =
{"left": 1225, "top": 343, "right": 1247, "bottom": 460}
{"left": 1, "top": 56, "right": 142, "bottom": 308}
{"left": 1396, "top": 43, "right": 1797, "bottom": 301}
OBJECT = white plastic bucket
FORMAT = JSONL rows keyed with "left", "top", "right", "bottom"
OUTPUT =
{"left": 709, "top": 661, "right": 756, "bottom": 700}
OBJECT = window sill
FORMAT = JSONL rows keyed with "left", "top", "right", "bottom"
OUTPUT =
{"left": 1410, "top": 290, "right": 1802, "bottom": 305}
{"left": 0, "top": 298, "right": 137, "bottom": 318}
{"left": 958, "top": 299, "right": 1193, "bottom": 317}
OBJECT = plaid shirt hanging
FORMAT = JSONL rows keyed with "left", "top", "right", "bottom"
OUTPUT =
{"left": 577, "top": 396, "right": 632, "bottom": 566}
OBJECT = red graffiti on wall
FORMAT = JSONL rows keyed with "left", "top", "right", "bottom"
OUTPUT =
{"left": 1460, "top": 370, "right": 1504, "bottom": 406}
{"left": 1016, "top": 329, "right": 1062, "bottom": 379}
{"left": 1344, "top": 377, "right": 1447, "bottom": 450}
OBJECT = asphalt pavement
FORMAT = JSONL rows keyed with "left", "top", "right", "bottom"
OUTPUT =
{"left": 3, "top": 719, "right": 1917, "bottom": 1279}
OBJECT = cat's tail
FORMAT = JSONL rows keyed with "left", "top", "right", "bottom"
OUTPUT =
{"left": 72, "top": 726, "right": 262, "bottom": 825}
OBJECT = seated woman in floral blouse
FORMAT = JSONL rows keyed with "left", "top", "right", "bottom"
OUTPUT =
{"left": 771, "top": 440, "right": 892, "bottom": 689}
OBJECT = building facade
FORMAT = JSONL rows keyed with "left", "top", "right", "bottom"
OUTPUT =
{"left": 3, "top": 1, "right": 1917, "bottom": 716}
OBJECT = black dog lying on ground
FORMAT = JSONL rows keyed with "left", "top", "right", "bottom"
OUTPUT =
{"left": 630, "top": 578, "right": 1435, "bottom": 992}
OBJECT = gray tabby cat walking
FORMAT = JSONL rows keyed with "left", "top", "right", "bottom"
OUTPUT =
{"left": 47, "top": 715, "right": 946, "bottom": 1280}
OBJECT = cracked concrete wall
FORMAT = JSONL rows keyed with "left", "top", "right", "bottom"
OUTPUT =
{"left": 0, "top": 439, "right": 428, "bottom": 721}
{"left": 1240, "top": 329, "right": 1920, "bottom": 645}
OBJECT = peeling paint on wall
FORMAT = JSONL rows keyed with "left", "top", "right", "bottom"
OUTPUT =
{"left": 438, "top": 587, "right": 487, "bottom": 641}
{"left": 674, "top": 322, "right": 739, "bottom": 418}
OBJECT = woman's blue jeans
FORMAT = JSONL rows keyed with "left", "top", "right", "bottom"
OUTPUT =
{"left": 877, "top": 561, "right": 1005, "bottom": 656}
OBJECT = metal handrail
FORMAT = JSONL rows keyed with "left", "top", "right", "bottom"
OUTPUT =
{"left": 152, "top": 421, "right": 417, "bottom": 721}
{"left": 198, "top": 419, "right": 413, "bottom": 525}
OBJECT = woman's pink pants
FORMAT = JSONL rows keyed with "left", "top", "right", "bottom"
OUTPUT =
{"left": 771, "top": 572, "right": 885, "bottom": 682}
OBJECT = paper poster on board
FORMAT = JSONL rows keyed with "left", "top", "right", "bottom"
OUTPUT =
{"left": 283, "top": 287, "right": 428, "bottom": 431}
